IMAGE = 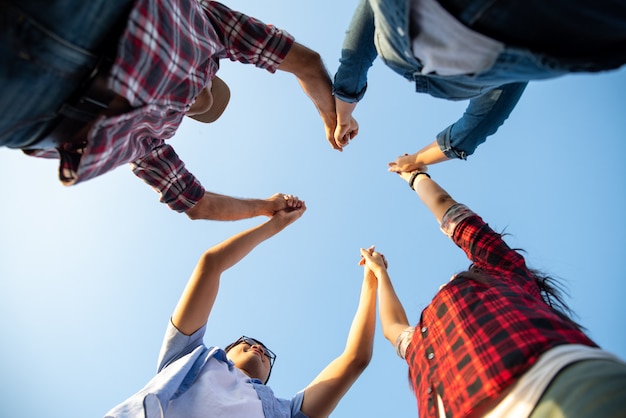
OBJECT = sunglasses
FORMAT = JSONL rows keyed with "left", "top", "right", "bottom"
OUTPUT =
{"left": 224, "top": 336, "right": 277, "bottom": 368}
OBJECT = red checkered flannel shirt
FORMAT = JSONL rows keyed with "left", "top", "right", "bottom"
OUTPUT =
{"left": 405, "top": 204, "right": 597, "bottom": 418}
{"left": 26, "top": 0, "right": 293, "bottom": 212}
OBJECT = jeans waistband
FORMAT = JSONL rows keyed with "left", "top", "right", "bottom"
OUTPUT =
{"left": 22, "top": 57, "right": 118, "bottom": 150}
{"left": 8, "top": 0, "right": 134, "bottom": 150}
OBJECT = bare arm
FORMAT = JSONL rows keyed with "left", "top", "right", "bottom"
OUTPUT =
{"left": 398, "top": 170, "right": 457, "bottom": 224}
{"left": 388, "top": 140, "right": 450, "bottom": 173}
{"left": 389, "top": 83, "right": 527, "bottom": 173}
{"left": 300, "top": 256, "right": 377, "bottom": 418}
{"left": 359, "top": 247, "right": 410, "bottom": 348}
{"left": 277, "top": 42, "right": 339, "bottom": 151}
{"left": 185, "top": 192, "right": 297, "bottom": 221}
{"left": 173, "top": 198, "right": 306, "bottom": 335}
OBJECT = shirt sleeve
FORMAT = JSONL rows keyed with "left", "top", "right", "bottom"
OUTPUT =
{"left": 202, "top": 1, "right": 294, "bottom": 72}
{"left": 441, "top": 203, "right": 530, "bottom": 278}
{"left": 436, "top": 82, "right": 527, "bottom": 159}
{"left": 332, "top": 0, "right": 377, "bottom": 103}
{"left": 131, "top": 143, "right": 205, "bottom": 212}
{"left": 156, "top": 319, "right": 207, "bottom": 373}
{"left": 291, "top": 390, "right": 308, "bottom": 418}
{"left": 395, "top": 326, "right": 416, "bottom": 359}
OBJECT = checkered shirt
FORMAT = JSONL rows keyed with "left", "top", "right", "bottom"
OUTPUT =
{"left": 26, "top": 0, "right": 293, "bottom": 212}
{"left": 405, "top": 204, "right": 597, "bottom": 418}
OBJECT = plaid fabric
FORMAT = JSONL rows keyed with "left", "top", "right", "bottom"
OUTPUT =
{"left": 405, "top": 204, "right": 597, "bottom": 418}
{"left": 26, "top": 0, "right": 293, "bottom": 212}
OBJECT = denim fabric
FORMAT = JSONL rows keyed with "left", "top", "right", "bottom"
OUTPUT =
{"left": 437, "top": 0, "right": 626, "bottom": 72}
{"left": 0, "top": 0, "right": 133, "bottom": 148}
{"left": 333, "top": 0, "right": 625, "bottom": 159}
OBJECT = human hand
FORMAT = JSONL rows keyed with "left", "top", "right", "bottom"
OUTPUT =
{"left": 388, "top": 152, "right": 427, "bottom": 174}
{"left": 359, "top": 246, "right": 388, "bottom": 280}
{"left": 272, "top": 199, "right": 307, "bottom": 229}
{"left": 333, "top": 98, "right": 359, "bottom": 151}
{"left": 265, "top": 193, "right": 304, "bottom": 216}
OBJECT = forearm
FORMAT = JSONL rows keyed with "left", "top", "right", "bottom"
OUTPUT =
{"left": 185, "top": 192, "right": 274, "bottom": 221}
{"left": 413, "top": 175, "right": 457, "bottom": 224}
{"left": 377, "top": 271, "right": 410, "bottom": 345}
{"left": 205, "top": 217, "right": 285, "bottom": 272}
{"left": 413, "top": 140, "right": 451, "bottom": 167}
{"left": 300, "top": 278, "right": 376, "bottom": 418}
{"left": 278, "top": 42, "right": 335, "bottom": 134}
{"left": 343, "top": 277, "right": 377, "bottom": 364}
{"left": 171, "top": 218, "right": 285, "bottom": 335}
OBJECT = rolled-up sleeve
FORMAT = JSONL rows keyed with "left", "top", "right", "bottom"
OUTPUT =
{"left": 131, "top": 143, "right": 205, "bottom": 212}
{"left": 332, "top": 0, "right": 377, "bottom": 103}
{"left": 442, "top": 203, "right": 530, "bottom": 279}
{"left": 395, "top": 326, "right": 416, "bottom": 359}
{"left": 436, "top": 82, "right": 527, "bottom": 159}
{"left": 203, "top": 1, "right": 294, "bottom": 72}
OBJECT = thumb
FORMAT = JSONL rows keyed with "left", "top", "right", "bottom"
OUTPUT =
{"left": 358, "top": 248, "right": 370, "bottom": 266}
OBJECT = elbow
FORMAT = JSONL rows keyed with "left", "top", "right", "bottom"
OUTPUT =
{"left": 288, "top": 43, "right": 323, "bottom": 76}
{"left": 185, "top": 209, "right": 201, "bottom": 220}
{"left": 382, "top": 329, "right": 397, "bottom": 346}
{"left": 185, "top": 198, "right": 208, "bottom": 220}
{"left": 197, "top": 249, "right": 222, "bottom": 274}
{"left": 349, "top": 348, "right": 373, "bottom": 373}
{"left": 297, "top": 43, "right": 322, "bottom": 66}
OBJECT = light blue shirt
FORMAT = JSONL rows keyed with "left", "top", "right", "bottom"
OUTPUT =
{"left": 104, "top": 321, "right": 307, "bottom": 418}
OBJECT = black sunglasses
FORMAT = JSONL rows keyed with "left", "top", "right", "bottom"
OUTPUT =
{"left": 224, "top": 336, "right": 277, "bottom": 368}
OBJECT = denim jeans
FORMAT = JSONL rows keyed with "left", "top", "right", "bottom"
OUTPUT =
{"left": 0, "top": 0, "right": 133, "bottom": 148}
{"left": 436, "top": 0, "right": 626, "bottom": 72}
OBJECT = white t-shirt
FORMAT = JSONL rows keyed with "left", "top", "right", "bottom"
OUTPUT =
{"left": 409, "top": 0, "right": 504, "bottom": 75}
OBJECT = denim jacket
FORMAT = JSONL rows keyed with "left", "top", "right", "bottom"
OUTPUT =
{"left": 333, "top": 0, "right": 569, "bottom": 159}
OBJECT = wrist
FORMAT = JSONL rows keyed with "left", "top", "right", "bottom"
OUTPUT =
{"left": 409, "top": 171, "right": 431, "bottom": 190}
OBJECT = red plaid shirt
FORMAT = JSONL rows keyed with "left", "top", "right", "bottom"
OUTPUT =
{"left": 26, "top": 0, "right": 293, "bottom": 212}
{"left": 405, "top": 204, "right": 597, "bottom": 418}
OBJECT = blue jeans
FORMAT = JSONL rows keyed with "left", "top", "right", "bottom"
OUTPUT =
{"left": 436, "top": 0, "right": 626, "bottom": 72}
{"left": 0, "top": 0, "right": 133, "bottom": 148}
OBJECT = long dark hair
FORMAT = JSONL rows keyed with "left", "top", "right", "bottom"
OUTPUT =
{"left": 459, "top": 253, "right": 586, "bottom": 332}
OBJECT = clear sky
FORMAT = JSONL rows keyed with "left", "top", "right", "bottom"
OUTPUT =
{"left": 1, "top": 1, "right": 625, "bottom": 417}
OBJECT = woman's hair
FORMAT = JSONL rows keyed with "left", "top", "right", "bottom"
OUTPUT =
{"left": 460, "top": 257, "right": 586, "bottom": 332}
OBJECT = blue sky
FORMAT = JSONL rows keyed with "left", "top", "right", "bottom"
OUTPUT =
{"left": 1, "top": 1, "right": 625, "bottom": 417}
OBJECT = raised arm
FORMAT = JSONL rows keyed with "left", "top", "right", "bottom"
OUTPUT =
{"left": 331, "top": 0, "right": 377, "bottom": 151}
{"left": 398, "top": 170, "right": 457, "bottom": 224}
{"left": 299, "top": 252, "right": 377, "bottom": 418}
{"left": 277, "top": 42, "right": 338, "bottom": 151}
{"left": 359, "top": 247, "right": 410, "bottom": 350}
{"left": 185, "top": 192, "right": 298, "bottom": 221}
{"left": 132, "top": 143, "right": 297, "bottom": 220}
{"left": 172, "top": 197, "right": 305, "bottom": 336}
{"left": 388, "top": 82, "right": 527, "bottom": 173}
{"left": 388, "top": 141, "right": 450, "bottom": 173}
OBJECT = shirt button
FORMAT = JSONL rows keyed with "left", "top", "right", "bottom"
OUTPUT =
{"left": 427, "top": 387, "right": 432, "bottom": 394}
{"left": 428, "top": 352, "right": 435, "bottom": 360}
{"left": 421, "top": 326, "right": 428, "bottom": 333}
